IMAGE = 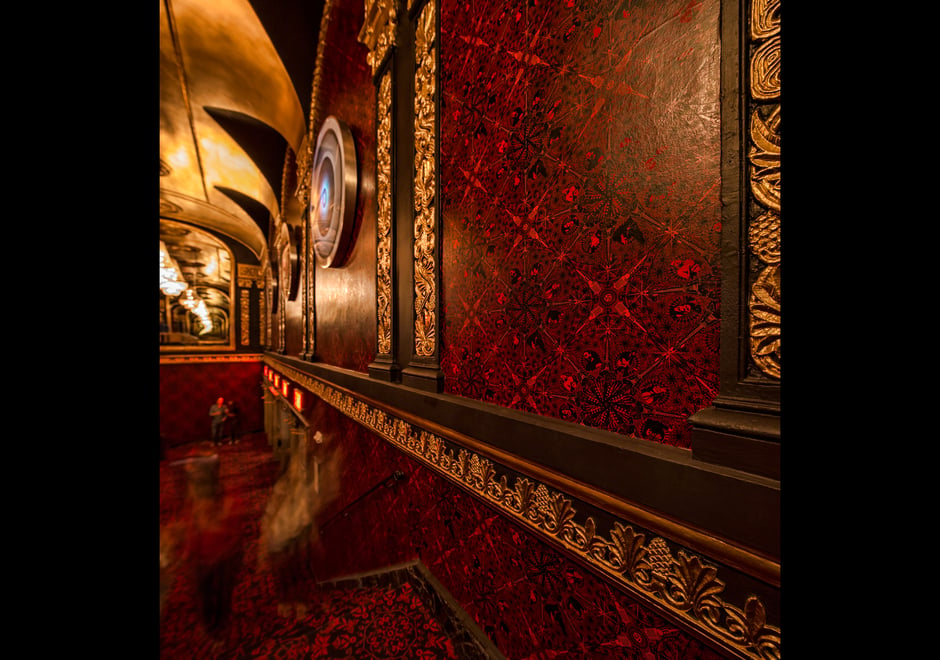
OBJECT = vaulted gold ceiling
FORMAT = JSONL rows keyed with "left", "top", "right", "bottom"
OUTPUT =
{"left": 159, "top": 0, "right": 324, "bottom": 265}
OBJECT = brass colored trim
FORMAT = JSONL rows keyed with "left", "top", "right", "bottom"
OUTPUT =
{"left": 412, "top": 0, "right": 438, "bottom": 358}
{"left": 376, "top": 69, "right": 394, "bottom": 356}
{"left": 358, "top": 0, "right": 399, "bottom": 77}
{"left": 266, "top": 356, "right": 780, "bottom": 660}
{"left": 161, "top": 354, "right": 263, "bottom": 365}
{"left": 238, "top": 262, "right": 264, "bottom": 288}
{"left": 746, "top": 0, "right": 781, "bottom": 381}
{"left": 239, "top": 289, "right": 250, "bottom": 346}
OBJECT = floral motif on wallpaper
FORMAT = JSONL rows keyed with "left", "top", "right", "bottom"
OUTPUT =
{"left": 439, "top": 0, "right": 722, "bottom": 448}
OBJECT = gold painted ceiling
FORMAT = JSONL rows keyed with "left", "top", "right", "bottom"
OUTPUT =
{"left": 159, "top": 0, "right": 324, "bottom": 267}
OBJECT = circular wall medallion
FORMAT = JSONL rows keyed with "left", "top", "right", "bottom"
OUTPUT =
{"left": 310, "top": 116, "right": 358, "bottom": 268}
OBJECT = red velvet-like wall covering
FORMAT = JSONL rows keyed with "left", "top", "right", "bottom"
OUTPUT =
{"left": 311, "top": 397, "right": 726, "bottom": 658}
{"left": 440, "top": 0, "right": 722, "bottom": 448}
{"left": 159, "top": 360, "right": 263, "bottom": 446}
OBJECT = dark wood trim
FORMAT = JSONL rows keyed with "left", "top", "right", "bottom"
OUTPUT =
{"left": 689, "top": 0, "right": 780, "bottom": 476}
{"left": 268, "top": 353, "right": 780, "bottom": 567}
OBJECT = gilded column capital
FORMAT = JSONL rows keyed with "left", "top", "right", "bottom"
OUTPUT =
{"left": 358, "top": 0, "right": 399, "bottom": 76}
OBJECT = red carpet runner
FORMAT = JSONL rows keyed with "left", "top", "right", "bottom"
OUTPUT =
{"left": 159, "top": 435, "right": 500, "bottom": 659}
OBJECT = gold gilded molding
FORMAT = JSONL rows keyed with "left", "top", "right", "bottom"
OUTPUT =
{"left": 750, "top": 0, "right": 780, "bottom": 41}
{"left": 161, "top": 354, "right": 263, "bottom": 365}
{"left": 358, "top": 0, "right": 399, "bottom": 76}
{"left": 297, "top": 0, "right": 335, "bottom": 211}
{"left": 237, "top": 264, "right": 264, "bottom": 289}
{"left": 296, "top": 0, "right": 335, "bottom": 357}
{"left": 266, "top": 357, "right": 780, "bottom": 660}
{"left": 263, "top": 265, "right": 272, "bottom": 348}
{"left": 747, "top": 0, "right": 781, "bottom": 381}
{"left": 413, "top": 0, "right": 438, "bottom": 358}
{"left": 750, "top": 36, "right": 780, "bottom": 102}
{"left": 240, "top": 289, "right": 251, "bottom": 345}
{"left": 376, "top": 70, "right": 394, "bottom": 355}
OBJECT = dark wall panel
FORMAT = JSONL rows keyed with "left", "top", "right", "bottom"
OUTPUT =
{"left": 310, "top": 0, "right": 378, "bottom": 371}
{"left": 159, "top": 360, "right": 263, "bottom": 445}
{"left": 439, "top": 0, "right": 722, "bottom": 448}
{"left": 309, "top": 396, "right": 727, "bottom": 658}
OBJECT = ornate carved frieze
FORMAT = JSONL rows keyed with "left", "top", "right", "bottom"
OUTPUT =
{"left": 263, "top": 265, "right": 272, "bottom": 348}
{"left": 237, "top": 264, "right": 264, "bottom": 289}
{"left": 358, "top": 0, "right": 398, "bottom": 76}
{"left": 266, "top": 358, "right": 780, "bottom": 660}
{"left": 376, "top": 70, "right": 394, "bottom": 356}
{"left": 161, "top": 354, "right": 263, "bottom": 365}
{"left": 747, "top": 0, "right": 780, "bottom": 380}
{"left": 239, "top": 289, "right": 250, "bottom": 345}
{"left": 413, "top": 0, "right": 438, "bottom": 358}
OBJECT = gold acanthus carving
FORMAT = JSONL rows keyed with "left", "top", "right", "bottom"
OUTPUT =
{"left": 240, "top": 289, "right": 250, "bottom": 346}
{"left": 161, "top": 354, "right": 263, "bottom": 365}
{"left": 376, "top": 70, "right": 394, "bottom": 355}
{"left": 358, "top": 0, "right": 399, "bottom": 76}
{"left": 748, "top": 105, "right": 780, "bottom": 213}
{"left": 750, "top": 36, "right": 780, "bottom": 102}
{"left": 413, "top": 0, "right": 437, "bottom": 357}
{"left": 265, "top": 357, "right": 781, "bottom": 660}
{"left": 750, "top": 0, "right": 780, "bottom": 40}
{"left": 747, "top": 0, "right": 781, "bottom": 381}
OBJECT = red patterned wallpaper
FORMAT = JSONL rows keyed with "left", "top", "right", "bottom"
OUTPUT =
{"left": 159, "top": 360, "right": 264, "bottom": 446}
{"left": 439, "top": 0, "right": 722, "bottom": 448}
{"left": 310, "top": 397, "right": 727, "bottom": 659}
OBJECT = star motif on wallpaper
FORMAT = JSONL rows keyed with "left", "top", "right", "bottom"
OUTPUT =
{"left": 441, "top": 0, "right": 722, "bottom": 448}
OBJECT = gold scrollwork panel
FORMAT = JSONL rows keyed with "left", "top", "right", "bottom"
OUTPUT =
{"left": 747, "top": 0, "right": 781, "bottom": 380}
{"left": 413, "top": 0, "right": 437, "bottom": 358}
{"left": 376, "top": 70, "right": 394, "bottom": 355}
{"left": 240, "top": 289, "right": 250, "bottom": 345}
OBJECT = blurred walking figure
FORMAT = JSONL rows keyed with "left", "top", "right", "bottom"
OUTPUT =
{"left": 209, "top": 397, "right": 228, "bottom": 446}
{"left": 165, "top": 446, "right": 247, "bottom": 649}
{"left": 258, "top": 429, "right": 342, "bottom": 619}
{"left": 226, "top": 399, "right": 240, "bottom": 445}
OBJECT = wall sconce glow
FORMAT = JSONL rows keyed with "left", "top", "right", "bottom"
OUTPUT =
{"left": 293, "top": 389, "right": 303, "bottom": 410}
{"left": 281, "top": 380, "right": 289, "bottom": 397}
{"left": 273, "top": 374, "right": 280, "bottom": 387}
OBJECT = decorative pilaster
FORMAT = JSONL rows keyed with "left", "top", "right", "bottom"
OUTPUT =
{"left": 299, "top": 0, "right": 335, "bottom": 362}
{"left": 689, "top": 0, "right": 781, "bottom": 480}
{"left": 402, "top": 0, "right": 443, "bottom": 392}
{"left": 746, "top": 0, "right": 781, "bottom": 381}
{"left": 239, "top": 289, "right": 250, "bottom": 346}
{"left": 360, "top": 0, "right": 401, "bottom": 382}
{"left": 237, "top": 264, "right": 263, "bottom": 348}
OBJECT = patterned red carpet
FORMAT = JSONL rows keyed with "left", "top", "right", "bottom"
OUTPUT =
{"left": 159, "top": 435, "right": 498, "bottom": 659}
